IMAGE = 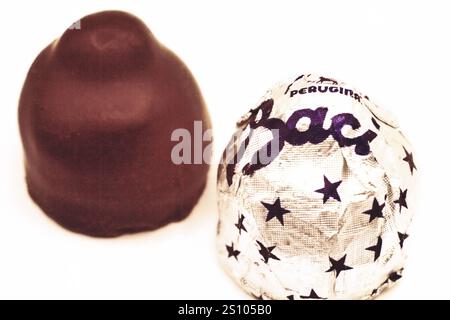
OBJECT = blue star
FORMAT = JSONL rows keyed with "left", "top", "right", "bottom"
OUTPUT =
{"left": 315, "top": 175, "right": 342, "bottom": 203}
{"left": 325, "top": 254, "right": 353, "bottom": 278}
{"left": 363, "top": 198, "right": 385, "bottom": 222}
{"left": 256, "top": 240, "right": 280, "bottom": 263}
{"left": 402, "top": 147, "right": 417, "bottom": 174}
{"left": 261, "top": 198, "right": 290, "bottom": 226}
{"left": 394, "top": 188, "right": 408, "bottom": 213}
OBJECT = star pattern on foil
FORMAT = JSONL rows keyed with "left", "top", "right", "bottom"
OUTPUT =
{"left": 398, "top": 232, "right": 409, "bottom": 248}
{"left": 300, "top": 289, "right": 326, "bottom": 300}
{"left": 252, "top": 293, "right": 264, "bottom": 300}
{"left": 394, "top": 188, "right": 408, "bottom": 213}
{"left": 315, "top": 175, "right": 342, "bottom": 203}
{"left": 402, "top": 147, "right": 417, "bottom": 175}
{"left": 325, "top": 254, "right": 353, "bottom": 277}
{"left": 363, "top": 198, "right": 385, "bottom": 222}
{"left": 388, "top": 271, "right": 402, "bottom": 282}
{"left": 235, "top": 214, "right": 247, "bottom": 234}
{"left": 256, "top": 240, "right": 280, "bottom": 263}
{"left": 383, "top": 270, "right": 402, "bottom": 285}
{"left": 366, "top": 236, "right": 383, "bottom": 262}
{"left": 220, "top": 117, "right": 415, "bottom": 299}
{"left": 261, "top": 197, "right": 291, "bottom": 226}
{"left": 226, "top": 242, "right": 240, "bottom": 261}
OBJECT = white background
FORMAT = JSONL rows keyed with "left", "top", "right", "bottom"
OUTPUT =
{"left": 0, "top": 0, "right": 448, "bottom": 299}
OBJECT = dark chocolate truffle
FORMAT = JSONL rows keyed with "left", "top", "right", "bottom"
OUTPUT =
{"left": 19, "top": 11, "right": 211, "bottom": 237}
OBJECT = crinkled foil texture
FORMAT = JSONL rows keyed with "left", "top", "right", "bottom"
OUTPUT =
{"left": 217, "top": 74, "right": 416, "bottom": 300}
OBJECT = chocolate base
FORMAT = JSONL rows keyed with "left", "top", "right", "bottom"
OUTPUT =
{"left": 19, "top": 11, "right": 211, "bottom": 237}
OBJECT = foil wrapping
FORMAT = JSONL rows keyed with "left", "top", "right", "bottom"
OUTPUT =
{"left": 216, "top": 74, "right": 416, "bottom": 300}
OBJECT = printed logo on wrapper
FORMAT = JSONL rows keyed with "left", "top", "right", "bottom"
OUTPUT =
{"left": 169, "top": 79, "right": 376, "bottom": 168}
{"left": 222, "top": 98, "right": 377, "bottom": 185}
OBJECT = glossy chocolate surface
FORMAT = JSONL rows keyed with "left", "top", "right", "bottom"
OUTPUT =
{"left": 19, "top": 11, "right": 210, "bottom": 237}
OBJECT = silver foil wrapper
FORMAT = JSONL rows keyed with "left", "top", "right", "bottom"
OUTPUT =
{"left": 217, "top": 74, "right": 416, "bottom": 300}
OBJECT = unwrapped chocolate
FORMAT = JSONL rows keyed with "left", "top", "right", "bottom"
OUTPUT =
{"left": 19, "top": 11, "right": 210, "bottom": 237}
{"left": 217, "top": 74, "right": 416, "bottom": 299}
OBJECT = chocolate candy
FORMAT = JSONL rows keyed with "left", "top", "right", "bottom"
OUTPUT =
{"left": 217, "top": 74, "right": 416, "bottom": 299}
{"left": 19, "top": 11, "right": 211, "bottom": 237}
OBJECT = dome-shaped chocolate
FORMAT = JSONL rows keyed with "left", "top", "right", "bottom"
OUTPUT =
{"left": 19, "top": 11, "right": 211, "bottom": 237}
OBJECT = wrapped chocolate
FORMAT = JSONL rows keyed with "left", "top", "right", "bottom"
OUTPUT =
{"left": 217, "top": 74, "right": 416, "bottom": 299}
